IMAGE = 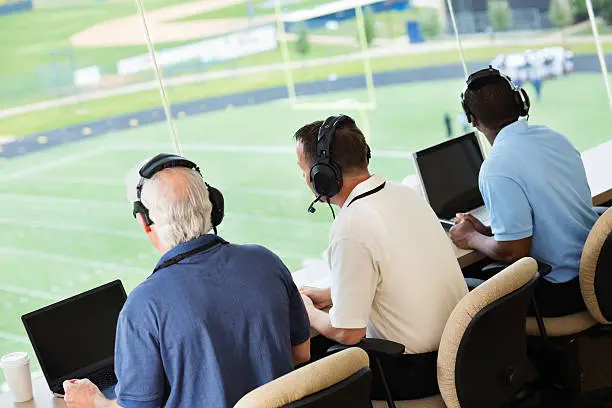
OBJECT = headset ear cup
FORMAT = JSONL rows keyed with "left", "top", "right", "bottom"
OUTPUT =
{"left": 519, "top": 88, "right": 531, "bottom": 116}
{"left": 310, "top": 163, "right": 341, "bottom": 198}
{"left": 461, "top": 97, "right": 472, "bottom": 124}
{"left": 206, "top": 184, "right": 225, "bottom": 228}
{"left": 133, "top": 201, "right": 154, "bottom": 227}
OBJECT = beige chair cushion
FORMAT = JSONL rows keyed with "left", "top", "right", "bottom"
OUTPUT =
{"left": 580, "top": 207, "right": 612, "bottom": 324}
{"left": 525, "top": 311, "right": 597, "bottom": 337}
{"left": 234, "top": 348, "right": 369, "bottom": 408}
{"left": 437, "top": 257, "right": 538, "bottom": 408}
{"left": 372, "top": 394, "right": 446, "bottom": 407}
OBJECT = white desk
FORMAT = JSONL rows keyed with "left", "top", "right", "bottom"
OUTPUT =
{"left": 0, "top": 376, "right": 64, "bottom": 408}
{"left": 583, "top": 139, "right": 612, "bottom": 207}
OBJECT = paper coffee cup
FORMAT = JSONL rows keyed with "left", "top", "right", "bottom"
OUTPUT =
{"left": 0, "top": 352, "right": 33, "bottom": 402}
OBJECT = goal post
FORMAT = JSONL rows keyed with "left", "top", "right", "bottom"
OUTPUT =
{"left": 271, "top": 0, "right": 377, "bottom": 113}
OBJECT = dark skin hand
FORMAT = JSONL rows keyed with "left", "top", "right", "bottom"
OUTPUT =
{"left": 450, "top": 213, "right": 532, "bottom": 263}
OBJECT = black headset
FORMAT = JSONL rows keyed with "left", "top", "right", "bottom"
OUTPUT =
{"left": 309, "top": 114, "right": 371, "bottom": 200}
{"left": 133, "top": 153, "right": 225, "bottom": 232}
{"left": 461, "top": 65, "right": 530, "bottom": 124}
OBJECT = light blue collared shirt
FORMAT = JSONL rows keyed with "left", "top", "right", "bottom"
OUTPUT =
{"left": 479, "top": 120, "right": 599, "bottom": 283}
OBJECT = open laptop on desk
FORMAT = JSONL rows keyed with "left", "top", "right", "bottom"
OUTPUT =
{"left": 412, "top": 132, "right": 490, "bottom": 227}
{"left": 22, "top": 280, "right": 127, "bottom": 398}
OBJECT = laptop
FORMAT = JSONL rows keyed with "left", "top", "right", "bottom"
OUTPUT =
{"left": 22, "top": 280, "right": 127, "bottom": 398}
{"left": 412, "top": 132, "right": 490, "bottom": 227}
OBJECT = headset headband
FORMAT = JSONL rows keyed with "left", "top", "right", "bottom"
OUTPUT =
{"left": 136, "top": 153, "right": 200, "bottom": 202}
{"left": 315, "top": 115, "right": 353, "bottom": 166}
{"left": 308, "top": 114, "right": 371, "bottom": 203}
{"left": 461, "top": 65, "right": 530, "bottom": 124}
{"left": 133, "top": 153, "right": 224, "bottom": 231}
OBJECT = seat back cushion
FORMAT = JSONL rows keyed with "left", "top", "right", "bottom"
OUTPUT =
{"left": 438, "top": 258, "right": 538, "bottom": 408}
{"left": 286, "top": 367, "right": 372, "bottom": 408}
{"left": 234, "top": 348, "right": 369, "bottom": 408}
{"left": 581, "top": 208, "right": 612, "bottom": 324}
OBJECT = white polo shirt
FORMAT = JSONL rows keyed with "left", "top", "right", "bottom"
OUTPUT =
{"left": 327, "top": 174, "right": 468, "bottom": 354}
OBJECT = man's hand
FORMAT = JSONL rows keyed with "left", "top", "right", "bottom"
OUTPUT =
{"left": 299, "top": 287, "right": 332, "bottom": 309}
{"left": 300, "top": 293, "right": 318, "bottom": 320}
{"left": 63, "top": 379, "right": 109, "bottom": 408}
{"left": 456, "top": 213, "right": 491, "bottom": 236}
{"left": 450, "top": 219, "right": 478, "bottom": 250}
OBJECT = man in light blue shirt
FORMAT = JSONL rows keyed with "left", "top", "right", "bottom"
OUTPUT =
{"left": 450, "top": 67, "right": 599, "bottom": 317}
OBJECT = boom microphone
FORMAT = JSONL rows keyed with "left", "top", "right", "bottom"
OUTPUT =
{"left": 307, "top": 195, "right": 323, "bottom": 214}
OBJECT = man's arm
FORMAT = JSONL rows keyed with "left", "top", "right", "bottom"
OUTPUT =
{"left": 453, "top": 174, "right": 534, "bottom": 263}
{"left": 306, "top": 238, "right": 376, "bottom": 345}
{"left": 301, "top": 295, "right": 366, "bottom": 345}
{"left": 453, "top": 221, "right": 532, "bottom": 262}
{"left": 292, "top": 339, "right": 311, "bottom": 365}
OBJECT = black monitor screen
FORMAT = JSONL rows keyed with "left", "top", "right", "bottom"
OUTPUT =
{"left": 415, "top": 133, "right": 485, "bottom": 219}
{"left": 22, "top": 281, "right": 126, "bottom": 382}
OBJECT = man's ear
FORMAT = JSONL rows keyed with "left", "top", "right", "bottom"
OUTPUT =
{"left": 470, "top": 115, "right": 480, "bottom": 129}
{"left": 136, "top": 213, "right": 152, "bottom": 233}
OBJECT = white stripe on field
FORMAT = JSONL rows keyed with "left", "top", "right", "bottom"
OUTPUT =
{"left": 0, "top": 331, "right": 29, "bottom": 345}
{"left": 28, "top": 176, "right": 306, "bottom": 197}
{"left": 0, "top": 284, "right": 61, "bottom": 301}
{"left": 115, "top": 143, "right": 416, "bottom": 158}
{"left": 0, "top": 194, "right": 329, "bottom": 227}
{"left": 0, "top": 147, "right": 110, "bottom": 183}
{"left": 0, "top": 218, "right": 141, "bottom": 239}
{"left": 0, "top": 247, "right": 148, "bottom": 275}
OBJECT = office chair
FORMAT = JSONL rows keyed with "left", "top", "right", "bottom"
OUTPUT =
{"left": 525, "top": 207, "right": 612, "bottom": 407}
{"left": 335, "top": 258, "right": 540, "bottom": 408}
{"left": 233, "top": 348, "right": 372, "bottom": 408}
{"left": 438, "top": 257, "right": 540, "bottom": 408}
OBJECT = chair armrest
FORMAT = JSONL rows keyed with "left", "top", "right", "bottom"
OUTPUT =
{"left": 482, "top": 260, "right": 552, "bottom": 278}
{"left": 536, "top": 261, "right": 552, "bottom": 277}
{"left": 327, "top": 338, "right": 405, "bottom": 359}
{"left": 481, "top": 261, "right": 510, "bottom": 275}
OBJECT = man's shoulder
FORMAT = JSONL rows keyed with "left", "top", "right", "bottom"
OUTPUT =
{"left": 226, "top": 242, "right": 285, "bottom": 265}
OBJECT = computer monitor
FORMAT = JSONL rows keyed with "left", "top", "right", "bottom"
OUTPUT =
{"left": 412, "top": 132, "right": 485, "bottom": 220}
{"left": 22, "top": 280, "right": 127, "bottom": 394}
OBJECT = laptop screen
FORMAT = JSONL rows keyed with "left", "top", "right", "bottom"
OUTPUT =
{"left": 414, "top": 132, "right": 485, "bottom": 220}
{"left": 22, "top": 280, "right": 126, "bottom": 384}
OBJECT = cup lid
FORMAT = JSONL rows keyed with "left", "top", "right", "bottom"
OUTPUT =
{"left": 0, "top": 352, "right": 29, "bottom": 368}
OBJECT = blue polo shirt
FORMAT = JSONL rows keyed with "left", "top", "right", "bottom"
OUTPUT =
{"left": 113, "top": 235, "right": 310, "bottom": 408}
{"left": 480, "top": 120, "right": 599, "bottom": 283}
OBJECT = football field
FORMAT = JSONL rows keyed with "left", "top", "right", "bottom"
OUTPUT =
{"left": 0, "top": 74, "right": 610, "bottom": 373}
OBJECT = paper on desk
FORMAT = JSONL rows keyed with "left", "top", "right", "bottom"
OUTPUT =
{"left": 292, "top": 259, "right": 332, "bottom": 289}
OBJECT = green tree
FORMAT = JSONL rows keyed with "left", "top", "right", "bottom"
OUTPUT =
{"left": 488, "top": 0, "right": 514, "bottom": 35}
{"left": 361, "top": 6, "right": 376, "bottom": 47}
{"left": 572, "top": 0, "right": 612, "bottom": 24}
{"left": 550, "top": 0, "right": 575, "bottom": 26}
{"left": 295, "top": 23, "right": 310, "bottom": 56}
{"left": 549, "top": 0, "right": 575, "bottom": 43}
{"left": 419, "top": 9, "right": 442, "bottom": 38}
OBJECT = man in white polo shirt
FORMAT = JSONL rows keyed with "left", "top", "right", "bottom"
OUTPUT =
{"left": 294, "top": 115, "right": 467, "bottom": 400}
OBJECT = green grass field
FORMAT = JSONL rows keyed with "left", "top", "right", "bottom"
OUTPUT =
{"left": 0, "top": 74, "right": 610, "bottom": 371}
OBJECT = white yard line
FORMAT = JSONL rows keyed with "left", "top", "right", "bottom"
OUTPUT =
{"left": 0, "top": 247, "right": 149, "bottom": 276}
{"left": 0, "top": 218, "right": 141, "bottom": 239}
{"left": 0, "top": 194, "right": 329, "bottom": 227}
{"left": 0, "top": 331, "right": 29, "bottom": 345}
{"left": 0, "top": 284, "right": 61, "bottom": 301}
{"left": 117, "top": 142, "right": 416, "bottom": 158}
{"left": 0, "top": 147, "right": 110, "bottom": 183}
{"left": 29, "top": 176, "right": 305, "bottom": 196}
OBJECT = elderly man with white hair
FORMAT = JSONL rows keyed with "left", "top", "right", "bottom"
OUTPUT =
{"left": 62, "top": 153, "right": 311, "bottom": 408}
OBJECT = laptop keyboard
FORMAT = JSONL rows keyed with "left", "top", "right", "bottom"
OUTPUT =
{"left": 88, "top": 367, "right": 117, "bottom": 390}
{"left": 470, "top": 207, "right": 490, "bottom": 225}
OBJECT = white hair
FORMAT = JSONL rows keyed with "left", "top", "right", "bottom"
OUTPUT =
{"left": 127, "top": 162, "right": 213, "bottom": 250}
